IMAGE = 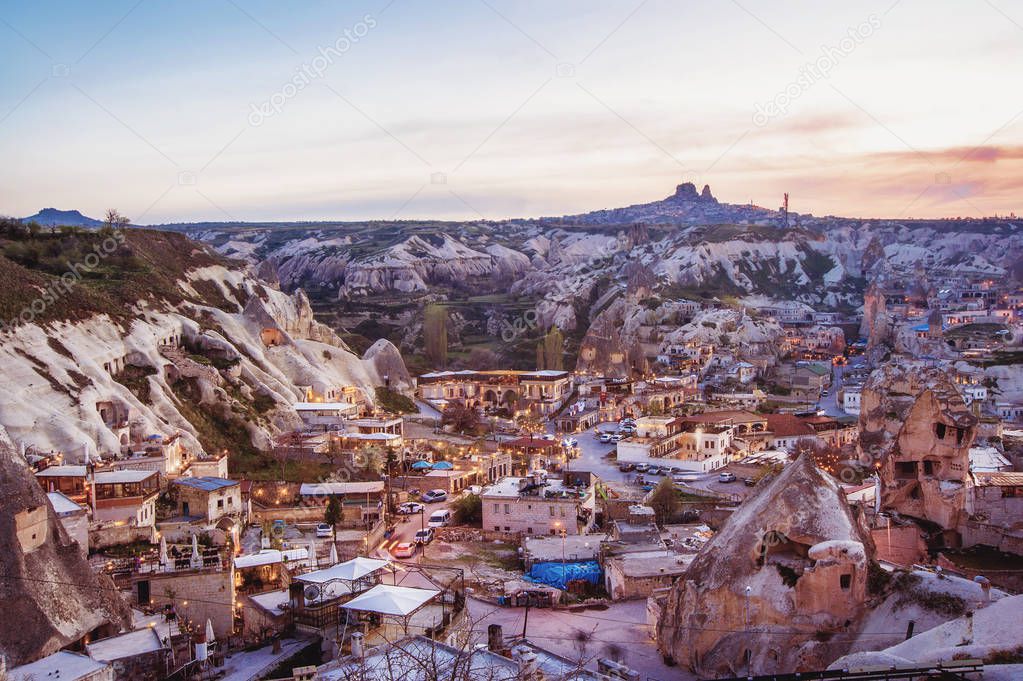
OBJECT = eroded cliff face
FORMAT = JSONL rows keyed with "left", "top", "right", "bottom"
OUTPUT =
{"left": 858, "top": 362, "right": 976, "bottom": 530}
{"left": 0, "top": 428, "right": 130, "bottom": 665}
{"left": 0, "top": 262, "right": 409, "bottom": 461}
{"left": 656, "top": 456, "right": 874, "bottom": 676}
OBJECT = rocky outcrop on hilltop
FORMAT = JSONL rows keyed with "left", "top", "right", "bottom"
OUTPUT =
{"left": 656, "top": 456, "right": 874, "bottom": 676}
{"left": 0, "top": 428, "right": 130, "bottom": 666}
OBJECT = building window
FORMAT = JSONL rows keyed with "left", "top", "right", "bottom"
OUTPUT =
{"left": 494, "top": 504, "right": 500, "bottom": 513}
{"left": 840, "top": 574, "right": 852, "bottom": 590}
{"left": 504, "top": 504, "right": 510, "bottom": 514}
{"left": 549, "top": 506, "right": 555, "bottom": 517}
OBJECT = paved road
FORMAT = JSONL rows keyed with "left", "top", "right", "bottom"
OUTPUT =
{"left": 564, "top": 424, "right": 628, "bottom": 483}
{"left": 820, "top": 365, "right": 846, "bottom": 418}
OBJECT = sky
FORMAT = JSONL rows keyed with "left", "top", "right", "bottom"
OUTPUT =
{"left": 1, "top": 0, "right": 1022, "bottom": 224}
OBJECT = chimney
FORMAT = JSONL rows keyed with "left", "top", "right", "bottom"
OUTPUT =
{"left": 351, "top": 631, "right": 365, "bottom": 659}
{"left": 487, "top": 623, "right": 504, "bottom": 652}
{"left": 517, "top": 650, "right": 539, "bottom": 679}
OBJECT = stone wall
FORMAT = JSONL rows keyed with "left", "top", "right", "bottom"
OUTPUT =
{"left": 15, "top": 505, "right": 48, "bottom": 553}
{"left": 145, "top": 567, "right": 236, "bottom": 639}
{"left": 89, "top": 522, "right": 157, "bottom": 551}
{"left": 871, "top": 525, "right": 926, "bottom": 567}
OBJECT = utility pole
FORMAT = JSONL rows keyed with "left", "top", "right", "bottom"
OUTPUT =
{"left": 744, "top": 585, "right": 752, "bottom": 677}
{"left": 521, "top": 596, "right": 530, "bottom": 639}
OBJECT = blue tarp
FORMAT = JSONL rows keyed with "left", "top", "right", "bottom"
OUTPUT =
{"left": 524, "top": 561, "right": 602, "bottom": 591}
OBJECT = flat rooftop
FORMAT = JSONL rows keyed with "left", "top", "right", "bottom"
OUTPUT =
{"left": 8, "top": 651, "right": 108, "bottom": 681}
{"left": 174, "top": 476, "right": 238, "bottom": 491}
{"left": 481, "top": 476, "right": 585, "bottom": 499}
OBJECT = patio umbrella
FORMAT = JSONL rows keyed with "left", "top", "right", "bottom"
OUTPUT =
{"left": 329, "top": 541, "right": 339, "bottom": 565}
{"left": 307, "top": 540, "right": 318, "bottom": 570}
{"left": 190, "top": 534, "right": 203, "bottom": 569}
{"left": 431, "top": 461, "right": 453, "bottom": 470}
{"left": 159, "top": 535, "right": 168, "bottom": 569}
{"left": 205, "top": 618, "right": 215, "bottom": 645}
{"left": 411, "top": 461, "right": 432, "bottom": 470}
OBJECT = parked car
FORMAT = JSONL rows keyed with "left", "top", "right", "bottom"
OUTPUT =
{"left": 618, "top": 462, "right": 635, "bottom": 472}
{"left": 428, "top": 509, "right": 452, "bottom": 527}
{"left": 743, "top": 477, "right": 757, "bottom": 487}
{"left": 599, "top": 432, "right": 613, "bottom": 443}
{"left": 634, "top": 463, "right": 649, "bottom": 473}
{"left": 420, "top": 489, "right": 448, "bottom": 503}
{"left": 391, "top": 542, "right": 416, "bottom": 558}
{"left": 610, "top": 433, "right": 623, "bottom": 442}
{"left": 315, "top": 523, "right": 333, "bottom": 538}
{"left": 646, "top": 466, "right": 662, "bottom": 476}
{"left": 398, "top": 502, "right": 425, "bottom": 515}
{"left": 673, "top": 473, "right": 699, "bottom": 484}
{"left": 414, "top": 528, "right": 435, "bottom": 544}
{"left": 718, "top": 472, "right": 737, "bottom": 483}
{"left": 562, "top": 437, "right": 578, "bottom": 448}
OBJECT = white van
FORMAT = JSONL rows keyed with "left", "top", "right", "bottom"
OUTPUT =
{"left": 428, "top": 509, "right": 452, "bottom": 528}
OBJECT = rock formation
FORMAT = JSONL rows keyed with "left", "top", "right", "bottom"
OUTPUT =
{"left": 0, "top": 261, "right": 409, "bottom": 460}
{"left": 0, "top": 428, "right": 130, "bottom": 665}
{"left": 858, "top": 362, "right": 977, "bottom": 532}
{"left": 656, "top": 456, "right": 874, "bottom": 676}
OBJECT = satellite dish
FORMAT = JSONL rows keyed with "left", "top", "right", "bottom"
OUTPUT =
{"left": 304, "top": 585, "right": 321, "bottom": 601}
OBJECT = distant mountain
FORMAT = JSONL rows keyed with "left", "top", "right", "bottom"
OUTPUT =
{"left": 540, "top": 181, "right": 783, "bottom": 226}
{"left": 21, "top": 208, "right": 103, "bottom": 227}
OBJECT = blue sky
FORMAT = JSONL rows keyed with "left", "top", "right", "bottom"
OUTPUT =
{"left": 1, "top": 0, "right": 1022, "bottom": 223}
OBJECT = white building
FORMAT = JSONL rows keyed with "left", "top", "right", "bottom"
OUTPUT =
{"left": 481, "top": 472, "right": 595, "bottom": 536}
{"left": 294, "top": 401, "right": 360, "bottom": 430}
{"left": 843, "top": 386, "right": 862, "bottom": 415}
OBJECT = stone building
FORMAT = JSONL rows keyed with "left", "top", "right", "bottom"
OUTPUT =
{"left": 481, "top": 472, "right": 595, "bottom": 537}
{"left": 172, "top": 476, "right": 243, "bottom": 524}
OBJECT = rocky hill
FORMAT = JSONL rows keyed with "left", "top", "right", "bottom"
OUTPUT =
{"left": 0, "top": 224, "right": 408, "bottom": 475}
{"left": 20, "top": 208, "right": 103, "bottom": 228}
{"left": 28, "top": 183, "right": 1022, "bottom": 372}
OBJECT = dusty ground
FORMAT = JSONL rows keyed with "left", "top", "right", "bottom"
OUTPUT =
{"left": 420, "top": 539, "right": 523, "bottom": 596}
{"left": 467, "top": 597, "right": 693, "bottom": 680}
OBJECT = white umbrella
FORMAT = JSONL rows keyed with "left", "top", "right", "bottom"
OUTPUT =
{"left": 159, "top": 535, "right": 168, "bottom": 570}
{"left": 329, "top": 541, "right": 338, "bottom": 566}
{"left": 190, "top": 534, "right": 203, "bottom": 569}
{"left": 307, "top": 540, "right": 318, "bottom": 570}
{"left": 205, "top": 618, "right": 215, "bottom": 644}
